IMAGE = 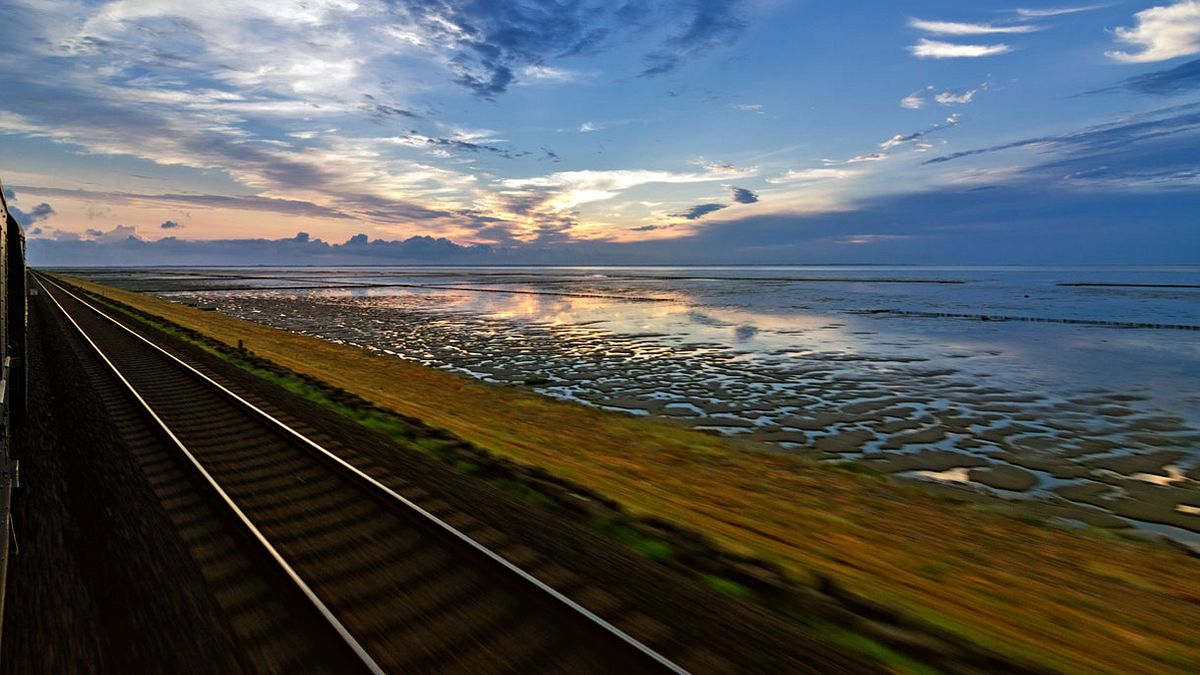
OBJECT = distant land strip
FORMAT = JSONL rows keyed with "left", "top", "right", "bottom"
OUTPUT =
{"left": 128, "top": 272, "right": 967, "bottom": 285}
{"left": 587, "top": 275, "right": 966, "bottom": 284}
{"left": 854, "top": 308, "right": 1200, "bottom": 331}
{"left": 143, "top": 282, "right": 675, "bottom": 302}
{"left": 1058, "top": 282, "right": 1200, "bottom": 289}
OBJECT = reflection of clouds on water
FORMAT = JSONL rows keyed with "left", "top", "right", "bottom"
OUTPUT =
{"left": 734, "top": 325, "right": 759, "bottom": 341}
{"left": 688, "top": 311, "right": 729, "bottom": 327}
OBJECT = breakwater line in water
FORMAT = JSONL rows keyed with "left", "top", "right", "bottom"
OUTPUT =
{"left": 852, "top": 308, "right": 1200, "bottom": 331}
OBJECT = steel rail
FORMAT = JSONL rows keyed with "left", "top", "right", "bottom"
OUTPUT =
{"left": 37, "top": 273, "right": 689, "bottom": 675}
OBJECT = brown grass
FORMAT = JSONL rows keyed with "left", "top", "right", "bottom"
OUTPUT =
{"left": 65, "top": 276, "right": 1200, "bottom": 674}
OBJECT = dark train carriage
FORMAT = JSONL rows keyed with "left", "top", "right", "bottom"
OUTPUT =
{"left": 0, "top": 179, "right": 26, "bottom": 645}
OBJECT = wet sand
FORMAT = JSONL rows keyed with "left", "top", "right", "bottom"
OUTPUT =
{"left": 145, "top": 289, "right": 1200, "bottom": 544}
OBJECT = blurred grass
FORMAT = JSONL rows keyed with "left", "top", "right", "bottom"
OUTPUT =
{"left": 65, "top": 275, "right": 1200, "bottom": 674}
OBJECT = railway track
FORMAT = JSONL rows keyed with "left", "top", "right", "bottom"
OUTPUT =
{"left": 35, "top": 273, "right": 685, "bottom": 674}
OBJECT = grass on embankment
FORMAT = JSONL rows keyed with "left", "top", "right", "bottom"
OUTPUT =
{"left": 63, "top": 275, "right": 1200, "bottom": 674}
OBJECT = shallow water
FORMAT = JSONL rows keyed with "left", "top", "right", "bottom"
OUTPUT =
{"left": 67, "top": 265, "right": 1200, "bottom": 542}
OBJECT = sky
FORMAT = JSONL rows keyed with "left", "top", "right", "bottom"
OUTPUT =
{"left": 1, "top": 0, "right": 1198, "bottom": 265}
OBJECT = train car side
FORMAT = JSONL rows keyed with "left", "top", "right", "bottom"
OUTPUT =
{"left": 0, "top": 180, "right": 28, "bottom": 651}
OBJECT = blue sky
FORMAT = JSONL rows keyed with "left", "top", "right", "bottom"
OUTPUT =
{"left": 1, "top": 0, "right": 1198, "bottom": 264}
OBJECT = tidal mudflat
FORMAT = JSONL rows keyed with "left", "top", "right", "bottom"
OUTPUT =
{"left": 70, "top": 266, "right": 1200, "bottom": 544}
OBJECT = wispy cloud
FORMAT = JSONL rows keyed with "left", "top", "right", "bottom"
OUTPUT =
{"left": 1015, "top": 5, "right": 1105, "bottom": 19}
{"left": 1102, "top": 58, "right": 1200, "bottom": 94}
{"left": 767, "top": 168, "right": 861, "bottom": 184}
{"left": 1107, "top": 1, "right": 1200, "bottom": 64}
{"left": 903, "top": 85, "right": 980, "bottom": 108}
{"left": 881, "top": 115, "right": 961, "bottom": 149}
{"left": 922, "top": 102, "right": 1200, "bottom": 191}
{"left": 639, "top": 1, "right": 748, "bottom": 76}
{"left": 935, "top": 89, "right": 977, "bottom": 104}
{"left": 733, "top": 103, "right": 763, "bottom": 112}
{"left": 689, "top": 157, "right": 758, "bottom": 176}
{"left": 834, "top": 234, "right": 913, "bottom": 245}
{"left": 908, "top": 18, "right": 1041, "bottom": 35}
{"left": 909, "top": 39, "right": 1012, "bottom": 59}
{"left": 12, "top": 186, "right": 362, "bottom": 220}
{"left": 901, "top": 89, "right": 929, "bottom": 109}
{"left": 519, "top": 65, "right": 585, "bottom": 84}
{"left": 579, "top": 121, "right": 599, "bottom": 133}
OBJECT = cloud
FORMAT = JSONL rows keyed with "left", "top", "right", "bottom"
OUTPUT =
{"left": 1107, "top": 1, "right": 1200, "bottom": 63}
{"left": 922, "top": 102, "right": 1200, "bottom": 190}
{"left": 579, "top": 121, "right": 599, "bottom": 133}
{"left": 729, "top": 187, "right": 759, "bottom": 203}
{"left": 12, "top": 186, "right": 360, "bottom": 220}
{"left": 389, "top": 130, "right": 520, "bottom": 158}
{"left": 935, "top": 89, "right": 977, "bottom": 104}
{"left": 907, "top": 86, "right": 979, "bottom": 107}
{"left": 909, "top": 39, "right": 1012, "bottom": 58}
{"left": 24, "top": 187, "right": 1200, "bottom": 266}
{"left": 834, "top": 234, "right": 914, "bottom": 245}
{"left": 160, "top": 220, "right": 183, "bottom": 229}
{"left": 28, "top": 231, "right": 500, "bottom": 266}
{"left": 0, "top": 0, "right": 760, "bottom": 249}
{"left": 733, "top": 103, "right": 763, "bottom": 112}
{"left": 639, "top": 0, "right": 747, "bottom": 77}
{"left": 689, "top": 158, "right": 756, "bottom": 175}
{"left": 847, "top": 153, "right": 888, "bottom": 163}
{"left": 767, "top": 168, "right": 861, "bottom": 184}
{"left": 880, "top": 114, "right": 961, "bottom": 149}
{"left": 1015, "top": 6, "right": 1104, "bottom": 18}
{"left": 631, "top": 185, "right": 1200, "bottom": 264}
{"left": 671, "top": 203, "right": 728, "bottom": 220}
{"left": 33, "top": 227, "right": 81, "bottom": 241}
{"left": 499, "top": 166, "right": 753, "bottom": 211}
{"left": 85, "top": 224, "right": 140, "bottom": 243}
{"left": 8, "top": 201, "right": 55, "bottom": 226}
{"left": 924, "top": 102, "right": 1200, "bottom": 164}
{"left": 0, "top": 76, "right": 467, "bottom": 226}
{"left": 387, "top": 1, "right": 750, "bottom": 94}
{"left": 360, "top": 95, "right": 420, "bottom": 124}
{"left": 908, "top": 18, "right": 1042, "bottom": 35}
{"left": 1107, "top": 58, "right": 1200, "bottom": 94}
{"left": 519, "top": 65, "right": 584, "bottom": 84}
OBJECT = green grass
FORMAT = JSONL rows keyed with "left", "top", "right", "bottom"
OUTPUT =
{"left": 809, "top": 621, "right": 943, "bottom": 675}
{"left": 700, "top": 574, "right": 753, "bottom": 600}
{"left": 582, "top": 514, "right": 676, "bottom": 563}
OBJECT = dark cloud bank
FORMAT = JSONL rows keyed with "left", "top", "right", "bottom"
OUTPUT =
{"left": 27, "top": 178, "right": 1200, "bottom": 267}
{"left": 30, "top": 232, "right": 497, "bottom": 266}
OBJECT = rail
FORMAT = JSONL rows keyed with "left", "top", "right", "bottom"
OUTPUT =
{"left": 34, "top": 272, "right": 686, "bottom": 674}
